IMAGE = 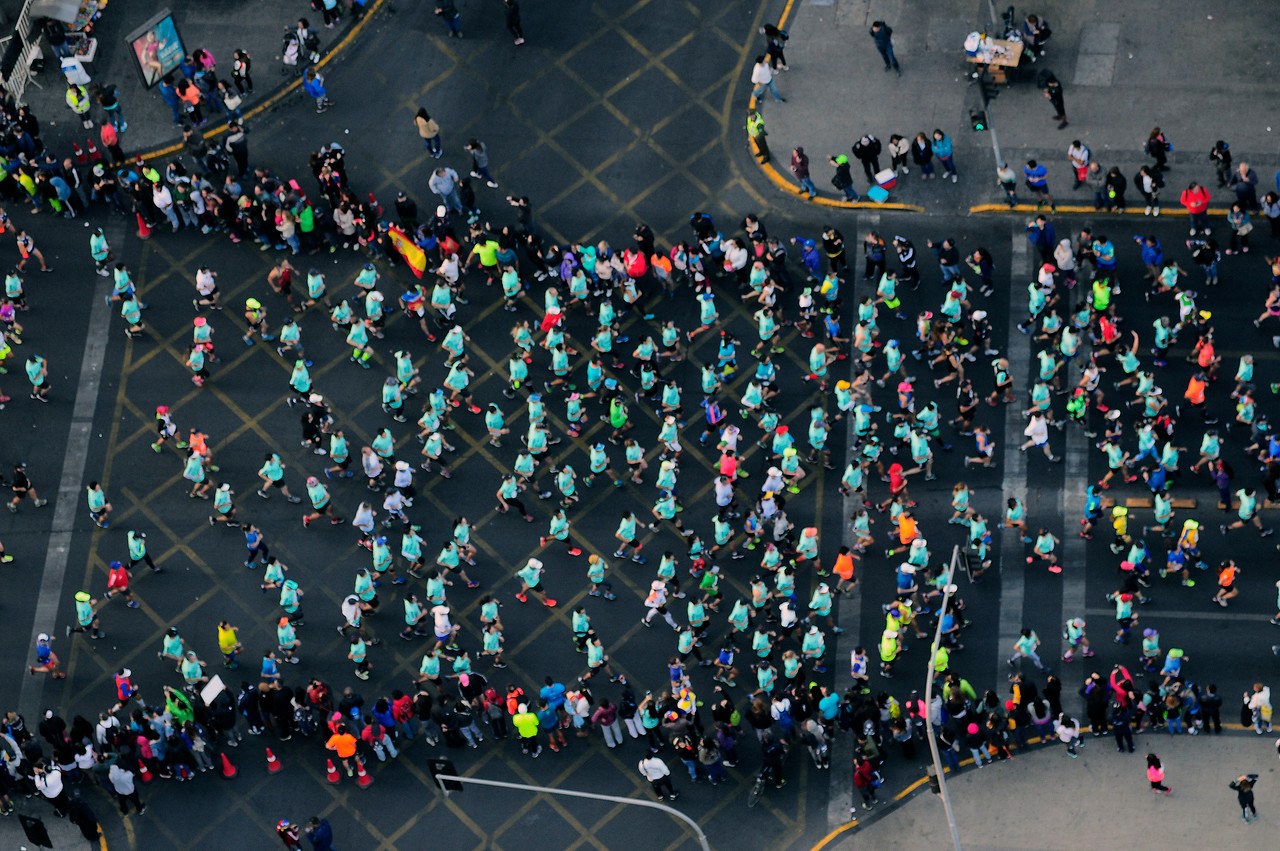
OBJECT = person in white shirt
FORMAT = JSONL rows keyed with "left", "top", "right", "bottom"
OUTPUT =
{"left": 431, "top": 604, "right": 458, "bottom": 650}
{"left": 1055, "top": 713, "right": 1081, "bottom": 757}
{"left": 108, "top": 762, "right": 145, "bottom": 814}
{"left": 714, "top": 475, "right": 737, "bottom": 511}
{"left": 638, "top": 755, "right": 679, "bottom": 800}
{"left": 1020, "top": 412, "right": 1058, "bottom": 461}
{"left": 1248, "top": 683, "right": 1272, "bottom": 734}
{"left": 152, "top": 183, "right": 178, "bottom": 230}
{"left": 95, "top": 711, "right": 120, "bottom": 749}
{"left": 642, "top": 580, "right": 678, "bottom": 630}
{"left": 1067, "top": 141, "right": 1090, "bottom": 187}
{"left": 750, "top": 56, "right": 784, "bottom": 103}
{"left": 850, "top": 646, "right": 870, "bottom": 687}
{"left": 34, "top": 763, "right": 70, "bottom": 817}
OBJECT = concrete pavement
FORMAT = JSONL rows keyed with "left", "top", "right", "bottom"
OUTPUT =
{"left": 757, "top": 0, "right": 1280, "bottom": 211}
{"left": 821, "top": 730, "right": 1280, "bottom": 850}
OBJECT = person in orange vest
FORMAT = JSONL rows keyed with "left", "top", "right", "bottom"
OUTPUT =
{"left": 1191, "top": 333, "right": 1221, "bottom": 379}
{"left": 1181, "top": 371, "right": 1218, "bottom": 424}
{"left": 1211, "top": 559, "right": 1241, "bottom": 607}
{"left": 176, "top": 79, "right": 205, "bottom": 126}
{"left": 831, "top": 545, "right": 858, "bottom": 595}
{"left": 885, "top": 510, "right": 918, "bottom": 558}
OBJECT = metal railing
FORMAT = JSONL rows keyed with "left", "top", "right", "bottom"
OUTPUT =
{"left": 1, "top": 0, "right": 43, "bottom": 103}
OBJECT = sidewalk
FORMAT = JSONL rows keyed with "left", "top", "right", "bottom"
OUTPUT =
{"left": 759, "top": 0, "right": 1280, "bottom": 213}
{"left": 21, "top": 0, "right": 353, "bottom": 156}
{"left": 817, "top": 730, "right": 1279, "bottom": 850}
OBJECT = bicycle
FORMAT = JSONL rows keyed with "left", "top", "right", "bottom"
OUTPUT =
{"left": 746, "top": 765, "right": 770, "bottom": 808}
{"left": 746, "top": 743, "right": 789, "bottom": 807}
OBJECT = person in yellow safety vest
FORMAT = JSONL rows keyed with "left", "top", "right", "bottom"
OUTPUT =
{"left": 66, "top": 84, "right": 92, "bottom": 127}
{"left": 1174, "top": 518, "right": 1207, "bottom": 572}
{"left": 878, "top": 627, "right": 899, "bottom": 678}
{"left": 1110, "top": 505, "right": 1131, "bottom": 554}
{"left": 747, "top": 112, "right": 769, "bottom": 164}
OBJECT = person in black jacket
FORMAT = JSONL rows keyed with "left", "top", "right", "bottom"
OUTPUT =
{"left": 910, "top": 132, "right": 934, "bottom": 178}
{"left": 504, "top": 1, "right": 524, "bottom": 45}
{"left": 1200, "top": 683, "right": 1223, "bottom": 733}
{"left": 827, "top": 155, "right": 857, "bottom": 202}
{"left": 869, "top": 21, "right": 900, "bottom": 74}
{"left": 852, "top": 135, "right": 882, "bottom": 183}
{"left": 1104, "top": 167, "right": 1127, "bottom": 212}
{"left": 1230, "top": 774, "right": 1259, "bottom": 822}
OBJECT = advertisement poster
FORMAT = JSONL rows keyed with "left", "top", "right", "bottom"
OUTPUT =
{"left": 125, "top": 10, "right": 185, "bottom": 88}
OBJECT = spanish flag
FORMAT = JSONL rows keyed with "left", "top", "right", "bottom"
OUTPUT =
{"left": 387, "top": 224, "right": 427, "bottom": 279}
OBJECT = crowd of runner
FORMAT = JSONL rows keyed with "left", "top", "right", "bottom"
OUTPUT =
{"left": 3, "top": 35, "right": 1279, "bottom": 836}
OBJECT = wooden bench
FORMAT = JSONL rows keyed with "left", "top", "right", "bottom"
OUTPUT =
{"left": 1099, "top": 497, "right": 1196, "bottom": 510}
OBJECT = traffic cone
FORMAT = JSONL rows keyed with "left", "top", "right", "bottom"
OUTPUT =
{"left": 266, "top": 747, "right": 282, "bottom": 774}
{"left": 325, "top": 758, "right": 340, "bottom": 784}
{"left": 86, "top": 138, "right": 101, "bottom": 161}
{"left": 137, "top": 761, "right": 154, "bottom": 783}
{"left": 354, "top": 756, "right": 373, "bottom": 789}
{"left": 220, "top": 752, "right": 237, "bottom": 778}
{"left": 72, "top": 142, "right": 86, "bottom": 164}
{"left": 136, "top": 213, "right": 151, "bottom": 240}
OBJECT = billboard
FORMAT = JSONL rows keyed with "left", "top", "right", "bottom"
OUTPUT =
{"left": 124, "top": 9, "right": 185, "bottom": 88}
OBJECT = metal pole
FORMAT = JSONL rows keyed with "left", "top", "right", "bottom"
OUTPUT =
{"left": 986, "top": 106, "right": 1003, "bottom": 172}
{"left": 432, "top": 774, "right": 713, "bottom": 851}
{"left": 985, "top": 0, "right": 999, "bottom": 30}
{"left": 922, "top": 546, "right": 964, "bottom": 851}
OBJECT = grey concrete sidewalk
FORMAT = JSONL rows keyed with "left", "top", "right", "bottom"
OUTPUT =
{"left": 762, "top": 0, "right": 1280, "bottom": 210}
{"left": 20, "top": 0, "right": 347, "bottom": 154}
{"left": 824, "top": 730, "right": 1280, "bottom": 850}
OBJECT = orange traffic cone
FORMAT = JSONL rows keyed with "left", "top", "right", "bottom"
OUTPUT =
{"left": 136, "top": 213, "right": 151, "bottom": 240}
{"left": 266, "top": 747, "right": 282, "bottom": 773}
{"left": 325, "top": 758, "right": 340, "bottom": 784}
{"left": 138, "top": 761, "right": 154, "bottom": 783}
{"left": 73, "top": 142, "right": 87, "bottom": 164}
{"left": 220, "top": 752, "right": 237, "bottom": 778}
{"left": 86, "top": 138, "right": 101, "bottom": 161}
{"left": 354, "top": 756, "right": 373, "bottom": 789}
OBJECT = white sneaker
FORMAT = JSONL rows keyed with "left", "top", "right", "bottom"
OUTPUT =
{"left": 951, "top": 173, "right": 958, "bottom": 183}
{"left": 1144, "top": 206, "right": 1152, "bottom": 216}
{"left": 1152, "top": 207, "right": 1159, "bottom": 217}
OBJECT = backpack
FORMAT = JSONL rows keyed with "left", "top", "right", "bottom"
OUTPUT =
{"left": 293, "top": 706, "right": 317, "bottom": 737}
{"left": 281, "top": 33, "right": 300, "bottom": 66}
{"left": 837, "top": 701, "right": 856, "bottom": 731}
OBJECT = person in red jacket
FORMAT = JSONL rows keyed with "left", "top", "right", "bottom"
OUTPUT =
{"left": 853, "top": 759, "right": 879, "bottom": 811}
{"left": 1180, "top": 181, "right": 1212, "bottom": 236}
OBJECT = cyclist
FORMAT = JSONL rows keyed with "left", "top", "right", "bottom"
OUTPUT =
{"left": 759, "top": 731, "right": 787, "bottom": 788}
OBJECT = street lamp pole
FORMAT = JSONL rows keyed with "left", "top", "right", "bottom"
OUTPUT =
{"left": 922, "top": 546, "right": 964, "bottom": 851}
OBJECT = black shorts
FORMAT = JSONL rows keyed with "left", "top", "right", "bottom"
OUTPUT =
{"left": 269, "top": 478, "right": 286, "bottom": 489}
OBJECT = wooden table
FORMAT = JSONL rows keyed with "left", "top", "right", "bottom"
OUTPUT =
{"left": 965, "top": 38, "right": 1023, "bottom": 83}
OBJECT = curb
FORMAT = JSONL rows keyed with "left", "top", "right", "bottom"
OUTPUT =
{"left": 971, "top": 203, "right": 1236, "bottom": 217}
{"left": 136, "top": 0, "right": 388, "bottom": 161}
{"left": 744, "top": 0, "right": 933, "bottom": 216}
